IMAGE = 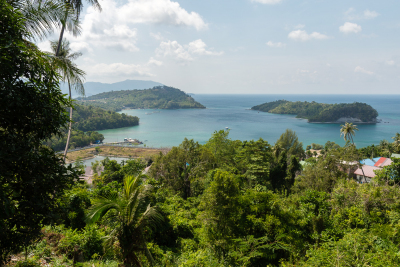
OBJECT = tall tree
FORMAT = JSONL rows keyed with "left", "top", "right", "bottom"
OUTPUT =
{"left": 55, "top": 0, "right": 101, "bottom": 56}
{"left": 340, "top": 122, "right": 366, "bottom": 182}
{"left": 275, "top": 129, "right": 305, "bottom": 160}
{"left": 48, "top": 38, "right": 85, "bottom": 160}
{"left": 0, "top": 2, "right": 78, "bottom": 263}
{"left": 86, "top": 175, "right": 164, "bottom": 267}
{"left": 340, "top": 122, "right": 358, "bottom": 144}
{"left": 392, "top": 133, "right": 400, "bottom": 153}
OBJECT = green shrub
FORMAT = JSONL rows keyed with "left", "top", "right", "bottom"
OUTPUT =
{"left": 15, "top": 259, "right": 40, "bottom": 267}
{"left": 58, "top": 225, "right": 105, "bottom": 260}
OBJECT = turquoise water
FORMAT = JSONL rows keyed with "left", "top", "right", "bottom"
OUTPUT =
{"left": 98, "top": 95, "right": 400, "bottom": 148}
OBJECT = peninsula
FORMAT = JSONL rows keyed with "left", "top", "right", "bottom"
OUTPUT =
{"left": 251, "top": 100, "right": 379, "bottom": 123}
{"left": 77, "top": 85, "right": 205, "bottom": 112}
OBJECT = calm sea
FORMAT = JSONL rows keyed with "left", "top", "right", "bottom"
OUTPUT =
{"left": 98, "top": 95, "right": 400, "bottom": 148}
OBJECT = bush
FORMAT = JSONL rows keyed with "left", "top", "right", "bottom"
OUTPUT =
{"left": 58, "top": 225, "right": 105, "bottom": 261}
{"left": 15, "top": 259, "right": 41, "bottom": 267}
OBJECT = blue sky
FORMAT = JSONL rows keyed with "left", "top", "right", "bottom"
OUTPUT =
{"left": 39, "top": 0, "right": 400, "bottom": 94}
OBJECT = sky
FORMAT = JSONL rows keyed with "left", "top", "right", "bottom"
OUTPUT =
{"left": 38, "top": 0, "right": 400, "bottom": 94}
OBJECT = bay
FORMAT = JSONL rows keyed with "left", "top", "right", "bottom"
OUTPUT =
{"left": 98, "top": 94, "right": 400, "bottom": 148}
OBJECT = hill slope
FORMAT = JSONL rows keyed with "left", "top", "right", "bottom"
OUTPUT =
{"left": 77, "top": 86, "right": 206, "bottom": 111}
{"left": 251, "top": 100, "right": 379, "bottom": 123}
{"left": 61, "top": 79, "right": 164, "bottom": 98}
{"left": 44, "top": 105, "right": 139, "bottom": 150}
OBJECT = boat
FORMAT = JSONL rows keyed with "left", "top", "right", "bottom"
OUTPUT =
{"left": 123, "top": 138, "right": 143, "bottom": 144}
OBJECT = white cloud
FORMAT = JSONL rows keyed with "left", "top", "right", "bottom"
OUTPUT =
{"left": 266, "top": 41, "right": 286, "bottom": 48}
{"left": 156, "top": 39, "right": 223, "bottom": 63}
{"left": 150, "top": 32, "right": 164, "bottom": 41}
{"left": 345, "top": 8, "right": 379, "bottom": 20}
{"left": 147, "top": 57, "right": 163, "bottom": 66}
{"left": 288, "top": 30, "right": 330, "bottom": 41}
{"left": 354, "top": 66, "right": 374, "bottom": 75}
{"left": 65, "top": 0, "right": 207, "bottom": 53}
{"left": 294, "top": 24, "right": 305, "bottom": 29}
{"left": 364, "top": 10, "right": 379, "bottom": 19}
{"left": 156, "top": 40, "right": 193, "bottom": 62}
{"left": 37, "top": 41, "right": 51, "bottom": 52}
{"left": 251, "top": 0, "right": 283, "bottom": 4}
{"left": 187, "top": 39, "right": 224, "bottom": 55}
{"left": 339, "top": 22, "right": 362, "bottom": 34}
{"left": 386, "top": 60, "right": 395, "bottom": 66}
{"left": 86, "top": 63, "right": 155, "bottom": 77}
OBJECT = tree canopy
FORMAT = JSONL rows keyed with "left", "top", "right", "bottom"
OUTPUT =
{"left": 0, "top": 2, "right": 79, "bottom": 262}
{"left": 77, "top": 86, "right": 206, "bottom": 111}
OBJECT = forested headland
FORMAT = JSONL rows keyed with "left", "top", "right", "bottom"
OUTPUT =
{"left": 252, "top": 100, "right": 379, "bottom": 123}
{"left": 76, "top": 85, "right": 206, "bottom": 111}
{"left": 44, "top": 104, "right": 139, "bottom": 150}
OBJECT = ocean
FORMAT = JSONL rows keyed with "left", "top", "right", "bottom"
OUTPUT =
{"left": 97, "top": 94, "right": 400, "bottom": 149}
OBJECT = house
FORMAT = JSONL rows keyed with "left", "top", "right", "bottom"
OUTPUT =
{"left": 354, "top": 165, "right": 381, "bottom": 183}
{"left": 360, "top": 157, "right": 392, "bottom": 168}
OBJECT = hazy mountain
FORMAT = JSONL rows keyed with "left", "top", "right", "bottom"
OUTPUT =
{"left": 60, "top": 80, "right": 164, "bottom": 98}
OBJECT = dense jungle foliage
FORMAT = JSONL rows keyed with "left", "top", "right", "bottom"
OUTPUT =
{"left": 76, "top": 86, "right": 206, "bottom": 111}
{"left": 0, "top": 1, "right": 80, "bottom": 264}
{"left": 72, "top": 104, "right": 139, "bottom": 131}
{"left": 44, "top": 104, "right": 138, "bottom": 150}
{"left": 44, "top": 130, "right": 104, "bottom": 151}
{"left": 11, "top": 129, "right": 400, "bottom": 266}
{"left": 252, "top": 100, "right": 379, "bottom": 123}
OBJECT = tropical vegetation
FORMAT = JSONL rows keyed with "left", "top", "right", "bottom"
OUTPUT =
{"left": 44, "top": 104, "right": 139, "bottom": 150}
{"left": 252, "top": 100, "right": 379, "bottom": 123}
{"left": 7, "top": 129, "right": 400, "bottom": 266}
{"left": 77, "top": 86, "right": 206, "bottom": 111}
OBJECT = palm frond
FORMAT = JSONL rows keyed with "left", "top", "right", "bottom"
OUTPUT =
{"left": 86, "top": 193, "right": 119, "bottom": 224}
{"left": 137, "top": 205, "right": 164, "bottom": 230}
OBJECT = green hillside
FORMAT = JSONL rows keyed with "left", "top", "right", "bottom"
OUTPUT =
{"left": 44, "top": 104, "right": 139, "bottom": 150}
{"left": 77, "top": 85, "right": 206, "bottom": 111}
{"left": 252, "top": 100, "right": 378, "bottom": 123}
{"left": 72, "top": 104, "right": 139, "bottom": 131}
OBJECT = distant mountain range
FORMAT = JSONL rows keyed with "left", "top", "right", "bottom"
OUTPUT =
{"left": 60, "top": 79, "right": 164, "bottom": 98}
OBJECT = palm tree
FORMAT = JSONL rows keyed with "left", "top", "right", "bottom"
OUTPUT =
{"left": 340, "top": 122, "right": 358, "bottom": 144}
{"left": 7, "top": 0, "right": 80, "bottom": 41}
{"left": 55, "top": 0, "right": 101, "bottom": 56}
{"left": 48, "top": 39, "right": 85, "bottom": 160}
{"left": 86, "top": 175, "right": 164, "bottom": 266}
{"left": 340, "top": 123, "right": 366, "bottom": 182}
{"left": 392, "top": 133, "right": 400, "bottom": 153}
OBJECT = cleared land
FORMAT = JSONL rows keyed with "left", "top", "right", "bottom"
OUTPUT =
{"left": 65, "top": 146, "right": 170, "bottom": 163}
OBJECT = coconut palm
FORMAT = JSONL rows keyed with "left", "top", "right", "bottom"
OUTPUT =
{"left": 55, "top": 0, "right": 101, "bottom": 56}
{"left": 340, "top": 123, "right": 367, "bottom": 182}
{"left": 86, "top": 175, "right": 164, "bottom": 267}
{"left": 340, "top": 122, "right": 359, "bottom": 144}
{"left": 48, "top": 39, "right": 85, "bottom": 160}
{"left": 392, "top": 133, "right": 400, "bottom": 153}
{"left": 7, "top": 0, "right": 80, "bottom": 41}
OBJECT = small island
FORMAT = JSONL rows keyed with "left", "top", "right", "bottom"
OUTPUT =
{"left": 77, "top": 85, "right": 205, "bottom": 112}
{"left": 251, "top": 100, "right": 379, "bottom": 123}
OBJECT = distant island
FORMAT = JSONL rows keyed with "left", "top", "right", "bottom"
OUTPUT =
{"left": 251, "top": 100, "right": 379, "bottom": 123}
{"left": 61, "top": 79, "right": 164, "bottom": 98}
{"left": 77, "top": 86, "right": 206, "bottom": 111}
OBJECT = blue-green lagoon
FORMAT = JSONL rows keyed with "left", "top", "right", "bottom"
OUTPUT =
{"left": 98, "top": 94, "right": 400, "bottom": 148}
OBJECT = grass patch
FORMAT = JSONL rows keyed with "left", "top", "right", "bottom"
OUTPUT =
{"left": 66, "top": 146, "right": 170, "bottom": 163}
